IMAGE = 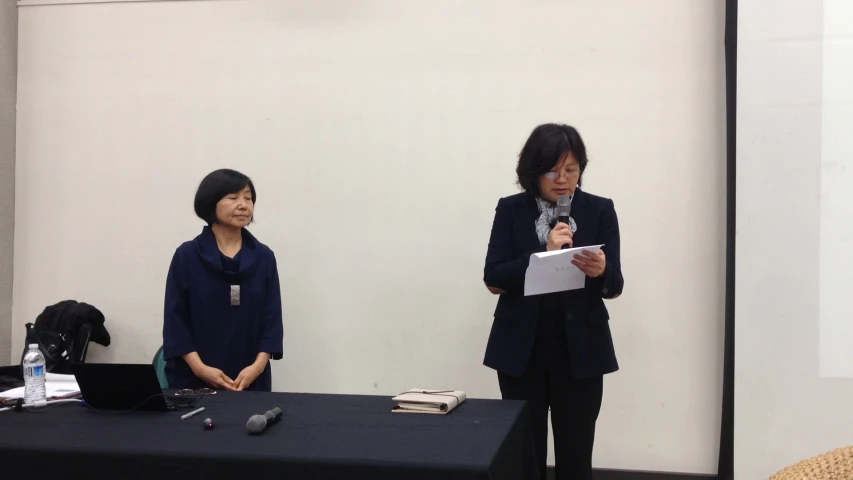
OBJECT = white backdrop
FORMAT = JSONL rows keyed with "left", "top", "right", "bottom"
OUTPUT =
{"left": 819, "top": 0, "right": 853, "bottom": 379}
{"left": 736, "top": 0, "right": 853, "bottom": 478}
{"left": 12, "top": 0, "right": 725, "bottom": 473}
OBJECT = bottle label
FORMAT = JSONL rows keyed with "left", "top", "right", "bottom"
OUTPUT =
{"left": 25, "top": 365, "right": 45, "bottom": 377}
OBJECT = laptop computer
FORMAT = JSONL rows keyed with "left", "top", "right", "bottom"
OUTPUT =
{"left": 71, "top": 363, "right": 175, "bottom": 412}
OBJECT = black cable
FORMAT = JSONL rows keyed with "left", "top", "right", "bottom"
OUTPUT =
{"left": 6, "top": 392, "right": 208, "bottom": 415}
{"left": 21, "top": 399, "right": 82, "bottom": 414}
{"left": 82, "top": 393, "right": 205, "bottom": 415}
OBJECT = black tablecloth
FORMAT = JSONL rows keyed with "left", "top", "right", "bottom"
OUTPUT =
{"left": 0, "top": 391, "right": 537, "bottom": 479}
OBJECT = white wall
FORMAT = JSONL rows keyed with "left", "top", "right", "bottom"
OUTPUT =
{"left": 14, "top": 0, "right": 726, "bottom": 473}
{"left": 735, "top": 0, "right": 853, "bottom": 477}
{"left": 0, "top": 0, "right": 16, "bottom": 366}
{"left": 819, "top": 0, "right": 853, "bottom": 379}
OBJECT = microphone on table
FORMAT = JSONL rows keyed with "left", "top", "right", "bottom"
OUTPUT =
{"left": 556, "top": 195, "right": 573, "bottom": 249}
{"left": 246, "top": 407, "right": 283, "bottom": 434}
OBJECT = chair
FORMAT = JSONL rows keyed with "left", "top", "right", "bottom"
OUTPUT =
{"left": 152, "top": 346, "right": 168, "bottom": 389}
{"left": 770, "top": 446, "right": 853, "bottom": 479}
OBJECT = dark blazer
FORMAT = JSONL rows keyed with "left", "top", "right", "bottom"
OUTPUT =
{"left": 483, "top": 189, "right": 623, "bottom": 378}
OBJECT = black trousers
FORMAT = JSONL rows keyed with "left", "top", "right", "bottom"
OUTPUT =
{"left": 498, "top": 351, "right": 603, "bottom": 479}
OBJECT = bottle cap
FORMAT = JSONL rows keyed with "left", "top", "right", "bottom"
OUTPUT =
{"left": 28, "top": 344, "right": 38, "bottom": 349}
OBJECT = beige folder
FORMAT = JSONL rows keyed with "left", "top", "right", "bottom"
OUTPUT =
{"left": 391, "top": 388, "right": 467, "bottom": 414}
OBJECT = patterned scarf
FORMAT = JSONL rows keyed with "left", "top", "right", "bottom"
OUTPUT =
{"left": 535, "top": 195, "right": 577, "bottom": 245}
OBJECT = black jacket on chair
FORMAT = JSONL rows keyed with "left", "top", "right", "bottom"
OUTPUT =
{"left": 21, "top": 300, "right": 111, "bottom": 374}
{"left": 483, "top": 189, "right": 624, "bottom": 379}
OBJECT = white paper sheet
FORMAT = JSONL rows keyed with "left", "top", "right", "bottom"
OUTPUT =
{"left": 0, "top": 373, "right": 80, "bottom": 400}
{"left": 524, "top": 244, "right": 604, "bottom": 296}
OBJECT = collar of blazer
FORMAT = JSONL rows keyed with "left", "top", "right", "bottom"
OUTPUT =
{"left": 518, "top": 188, "right": 590, "bottom": 250}
{"left": 521, "top": 188, "right": 590, "bottom": 224}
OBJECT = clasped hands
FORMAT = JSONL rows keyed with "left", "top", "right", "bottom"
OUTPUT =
{"left": 193, "top": 363, "right": 263, "bottom": 392}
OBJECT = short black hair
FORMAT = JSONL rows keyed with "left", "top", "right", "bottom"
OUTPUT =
{"left": 193, "top": 169, "right": 257, "bottom": 225}
{"left": 516, "top": 123, "right": 589, "bottom": 197}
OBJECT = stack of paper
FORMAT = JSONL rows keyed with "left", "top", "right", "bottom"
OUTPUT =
{"left": 392, "top": 389, "right": 467, "bottom": 414}
{"left": 0, "top": 373, "right": 81, "bottom": 400}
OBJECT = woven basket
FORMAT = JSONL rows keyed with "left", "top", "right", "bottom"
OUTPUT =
{"left": 770, "top": 446, "right": 853, "bottom": 479}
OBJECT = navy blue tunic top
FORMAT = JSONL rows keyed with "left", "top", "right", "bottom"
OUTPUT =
{"left": 162, "top": 226, "right": 283, "bottom": 391}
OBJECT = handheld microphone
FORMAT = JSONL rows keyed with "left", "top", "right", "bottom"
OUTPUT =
{"left": 556, "top": 195, "right": 573, "bottom": 249}
{"left": 246, "top": 407, "right": 283, "bottom": 434}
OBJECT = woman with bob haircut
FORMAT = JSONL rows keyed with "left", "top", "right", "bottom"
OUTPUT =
{"left": 162, "top": 168, "right": 283, "bottom": 392}
{"left": 483, "top": 123, "right": 624, "bottom": 479}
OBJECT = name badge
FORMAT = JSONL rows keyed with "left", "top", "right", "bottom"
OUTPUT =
{"left": 230, "top": 285, "right": 240, "bottom": 306}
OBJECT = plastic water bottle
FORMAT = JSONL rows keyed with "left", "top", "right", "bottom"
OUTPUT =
{"left": 23, "top": 344, "right": 46, "bottom": 404}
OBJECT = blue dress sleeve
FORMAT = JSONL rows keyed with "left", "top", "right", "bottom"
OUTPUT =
{"left": 162, "top": 249, "right": 196, "bottom": 360}
{"left": 259, "top": 252, "right": 284, "bottom": 360}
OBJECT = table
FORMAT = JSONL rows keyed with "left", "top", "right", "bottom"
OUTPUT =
{"left": 0, "top": 391, "right": 538, "bottom": 479}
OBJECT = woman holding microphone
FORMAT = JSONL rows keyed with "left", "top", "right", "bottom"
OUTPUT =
{"left": 483, "top": 123, "right": 624, "bottom": 479}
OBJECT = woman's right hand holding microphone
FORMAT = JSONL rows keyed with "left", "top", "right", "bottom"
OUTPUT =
{"left": 547, "top": 222, "right": 573, "bottom": 251}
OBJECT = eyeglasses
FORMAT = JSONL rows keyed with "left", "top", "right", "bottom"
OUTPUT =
{"left": 175, "top": 388, "right": 217, "bottom": 396}
{"left": 544, "top": 169, "right": 580, "bottom": 181}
